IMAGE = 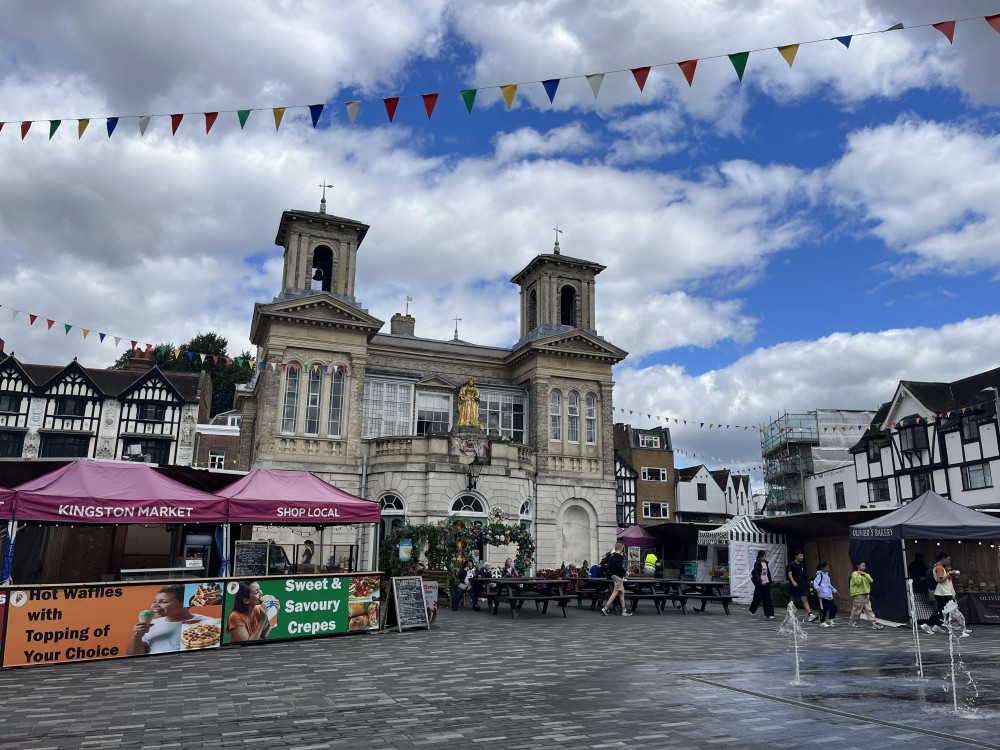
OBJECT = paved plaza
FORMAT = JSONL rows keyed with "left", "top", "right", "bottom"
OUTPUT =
{"left": 1, "top": 600, "right": 998, "bottom": 749}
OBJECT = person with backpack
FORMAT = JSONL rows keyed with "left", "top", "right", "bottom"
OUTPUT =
{"left": 813, "top": 562, "right": 838, "bottom": 627}
{"left": 601, "top": 542, "right": 631, "bottom": 617}
{"left": 848, "top": 561, "right": 883, "bottom": 630}
{"left": 748, "top": 550, "right": 774, "bottom": 619}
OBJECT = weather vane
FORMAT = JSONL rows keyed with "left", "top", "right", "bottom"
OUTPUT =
{"left": 405, "top": 296, "right": 413, "bottom": 315}
{"left": 318, "top": 180, "right": 334, "bottom": 213}
{"left": 553, "top": 223, "right": 563, "bottom": 254}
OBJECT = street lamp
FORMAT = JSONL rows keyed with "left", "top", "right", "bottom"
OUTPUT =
{"left": 467, "top": 453, "right": 483, "bottom": 491}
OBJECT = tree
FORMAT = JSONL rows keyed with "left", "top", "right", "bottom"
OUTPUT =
{"left": 111, "top": 332, "right": 252, "bottom": 417}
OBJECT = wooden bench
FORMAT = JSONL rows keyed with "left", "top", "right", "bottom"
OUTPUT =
{"left": 498, "top": 592, "right": 573, "bottom": 618}
{"left": 677, "top": 594, "right": 733, "bottom": 615}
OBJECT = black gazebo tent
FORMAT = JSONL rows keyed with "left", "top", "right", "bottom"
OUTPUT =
{"left": 849, "top": 491, "right": 1000, "bottom": 623}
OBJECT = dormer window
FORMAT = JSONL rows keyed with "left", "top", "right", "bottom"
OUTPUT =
{"left": 137, "top": 404, "right": 166, "bottom": 422}
{"left": 55, "top": 397, "right": 87, "bottom": 417}
{"left": 866, "top": 441, "right": 881, "bottom": 461}
{"left": 899, "top": 425, "right": 928, "bottom": 452}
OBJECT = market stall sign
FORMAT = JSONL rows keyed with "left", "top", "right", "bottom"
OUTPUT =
{"left": 233, "top": 542, "right": 269, "bottom": 577}
{"left": 382, "top": 576, "right": 430, "bottom": 632}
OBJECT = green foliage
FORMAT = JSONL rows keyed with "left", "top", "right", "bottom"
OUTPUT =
{"left": 110, "top": 331, "right": 252, "bottom": 416}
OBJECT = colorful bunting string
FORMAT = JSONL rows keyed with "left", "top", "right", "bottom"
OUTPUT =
{"left": 3, "top": 15, "right": 998, "bottom": 136}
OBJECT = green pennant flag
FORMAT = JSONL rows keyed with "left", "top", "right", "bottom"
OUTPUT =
{"left": 729, "top": 52, "right": 750, "bottom": 81}
{"left": 49, "top": 120, "right": 61, "bottom": 140}
{"left": 160, "top": 346, "right": 167, "bottom": 356}
{"left": 237, "top": 358, "right": 244, "bottom": 367}
{"left": 461, "top": 89, "right": 477, "bottom": 113}
{"left": 238, "top": 109, "right": 251, "bottom": 129}
{"left": 64, "top": 323, "right": 72, "bottom": 334}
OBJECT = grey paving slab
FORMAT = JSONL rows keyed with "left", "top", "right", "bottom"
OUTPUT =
{"left": 0, "top": 601, "right": 997, "bottom": 748}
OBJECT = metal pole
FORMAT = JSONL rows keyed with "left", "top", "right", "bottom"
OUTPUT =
{"left": 902, "top": 538, "right": 924, "bottom": 678}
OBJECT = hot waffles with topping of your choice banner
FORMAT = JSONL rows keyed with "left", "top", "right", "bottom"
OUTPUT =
{"left": 189, "top": 583, "right": 222, "bottom": 607}
{"left": 180, "top": 620, "right": 222, "bottom": 649}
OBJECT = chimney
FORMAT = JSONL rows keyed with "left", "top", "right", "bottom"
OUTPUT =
{"left": 390, "top": 313, "right": 415, "bottom": 336}
{"left": 128, "top": 349, "right": 156, "bottom": 372}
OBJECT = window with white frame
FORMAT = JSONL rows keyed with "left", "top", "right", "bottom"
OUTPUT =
{"left": 479, "top": 390, "right": 526, "bottom": 444}
{"left": 567, "top": 391, "right": 580, "bottom": 443}
{"left": 362, "top": 379, "right": 414, "bottom": 438}
{"left": 549, "top": 390, "right": 562, "bottom": 442}
{"left": 209, "top": 450, "right": 225, "bottom": 469}
{"left": 961, "top": 416, "right": 980, "bottom": 442}
{"left": 868, "top": 478, "right": 890, "bottom": 503}
{"left": 304, "top": 366, "right": 323, "bottom": 436}
{"left": 327, "top": 369, "right": 345, "bottom": 438}
{"left": 641, "top": 467, "right": 667, "bottom": 481}
{"left": 638, "top": 434, "right": 660, "bottom": 448}
{"left": 962, "top": 462, "right": 992, "bottom": 491}
{"left": 642, "top": 502, "right": 669, "bottom": 519}
{"left": 416, "top": 391, "right": 451, "bottom": 435}
{"left": 227, "top": 413, "right": 242, "bottom": 427}
{"left": 585, "top": 393, "right": 597, "bottom": 444}
{"left": 281, "top": 364, "right": 300, "bottom": 433}
{"left": 450, "top": 495, "right": 486, "bottom": 515}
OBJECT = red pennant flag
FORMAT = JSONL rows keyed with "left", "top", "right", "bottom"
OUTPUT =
{"left": 145, "top": 343, "right": 152, "bottom": 353}
{"left": 212, "top": 355, "right": 219, "bottom": 365}
{"left": 281, "top": 363, "right": 287, "bottom": 371}
{"left": 225, "top": 358, "right": 232, "bottom": 365}
{"left": 292, "top": 364, "right": 299, "bottom": 372}
{"left": 29, "top": 314, "right": 37, "bottom": 325}
{"left": 205, "top": 112, "right": 219, "bottom": 133}
{"left": 933, "top": 21, "right": 956, "bottom": 43}
{"left": 631, "top": 66, "right": 651, "bottom": 92}
{"left": 170, "top": 114, "right": 183, "bottom": 135}
{"left": 46, "top": 319, "right": 55, "bottom": 329}
{"left": 21, "top": 121, "right": 31, "bottom": 139}
{"left": 384, "top": 97, "right": 399, "bottom": 122}
{"left": 422, "top": 93, "right": 438, "bottom": 119}
{"left": 678, "top": 60, "right": 697, "bottom": 87}
{"left": 986, "top": 14, "right": 1000, "bottom": 34}
{"left": 130, "top": 340, "right": 137, "bottom": 349}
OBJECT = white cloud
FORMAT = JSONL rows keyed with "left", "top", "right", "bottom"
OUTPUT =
{"left": 493, "top": 123, "right": 596, "bottom": 162}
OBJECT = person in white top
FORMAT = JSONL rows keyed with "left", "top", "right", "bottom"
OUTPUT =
{"left": 920, "top": 551, "right": 971, "bottom": 636}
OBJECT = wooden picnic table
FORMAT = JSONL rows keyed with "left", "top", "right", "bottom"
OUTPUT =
{"left": 663, "top": 579, "right": 733, "bottom": 614}
{"left": 472, "top": 577, "right": 574, "bottom": 619}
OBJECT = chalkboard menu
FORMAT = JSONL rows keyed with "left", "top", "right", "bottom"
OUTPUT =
{"left": 233, "top": 541, "right": 269, "bottom": 577}
{"left": 382, "top": 576, "right": 430, "bottom": 632}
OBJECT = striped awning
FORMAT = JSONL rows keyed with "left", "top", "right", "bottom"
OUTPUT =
{"left": 697, "top": 515, "right": 784, "bottom": 545}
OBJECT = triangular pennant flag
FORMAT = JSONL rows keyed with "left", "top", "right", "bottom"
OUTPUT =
{"left": 933, "top": 21, "right": 956, "bottom": 43}
{"left": 106, "top": 117, "right": 118, "bottom": 137}
{"left": 0, "top": 123, "right": 4, "bottom": 134}
{"left": 174, "top": 349, "right": 181, "bottom": 359}
{"left": 48, "top": 120, "right": 61, "bottom": 140}
{"left": 885, "top": 23, "right": 904, "bottom": 31}
{"left": 77, "top": 119, "right": 89, "bottom": 139}
{"left": 345, "top": 101, "right": 361, "bottom": 125}
{"left": 272, "top": 107, "right": 285, "bottom": 130}
{"left": 212, "top": 355, "right": 219, "bottom": 365}
{"left": 500, "top": 84, "right": 518, "bottom": 110}
{"left": 631, "top": 66, "right": 651, "bottom": 92}
{"left": 678, "top": 60, "right": 697, "bottom": 87}
{"left": 21, "top": 121, "right": 31, "bottom": 140}
{"left": 160, "top": 346, "right": 167, "bottom": 356}
{"left": 64, "top": 324, "right": 72, "bottom": 335}
{"left": 835, "top": 35, "right": 852, "bottom": 48}
{"left": 145, "top": 343, "right": 152, "bottom": 354}
{"left": 542, "top": 78, "right": 560, "bottom": 103}
{"left": 422, "top": 93, "right": 438, "bottom": 119}
{"left": 205, "top": 112, "right": 219, "bottom": 133}
{"left": 99, "top": 333, "right": 106, "bottom": 342}
{"left": 47, "top": 319, "right": 55, "bottom": 329}
{"left": 586, "top": 73, "right": 604, "bottom": 99}
{"left": 309, "top": 104, "right": 324, "bottom": 128}
{"left": 139, "top": 116, "right": 151, "bottom": 136}
{"left": 199, "top": 353, "right": 206, "bottom": 363}
{"left": 729, "top": 52, "right": 749, "bottom": 81}
{"left": 29, "top": 314, "right": 37, "bottom": 325}
{"left": 292, "top": 364, "right": 299, "bottom": 372}
{"left": 225, "top": 357, "right": 231, "bottom": 365}
{"left": 238, "top": 358, "right": 244, "bottom": 367}
{"left": 988, "top": 15, "right": 1000, "bottom": 34}
{"left": 187, "top": 351, "right": 195, "bottom": 360}
{"left": 460, "top": 89, "right": 477, "bottom": 113}
{"left": 114, "top": 336, "right": 121, "bottom": 346}
{"left": 130, "top": 340, "right": 138, "bottom": 349}
{"left": 777, "top": 44, "right": 799, "bottom": 67}
{"left": 82, "top": 329, "right": 89, "bottom": 339}
{"left": 383, "top": 97, "right": 399, "bottom": 122}
{"left": 237, "top": 109, "right": 251, "bottom": 129}
{"left": 323, "top": 365, "right": 329, "bottom": 372}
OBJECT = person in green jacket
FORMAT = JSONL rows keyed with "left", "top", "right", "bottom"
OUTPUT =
{"left": 849, "top": 562, "right": 884, "bottom": 630}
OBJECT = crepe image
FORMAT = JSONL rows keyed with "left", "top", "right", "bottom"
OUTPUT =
{"left": 348, "top": 615, "right": 368, "bottom": 631}
{"left": 348, "top": 601, "right": 368, "bottom": 619}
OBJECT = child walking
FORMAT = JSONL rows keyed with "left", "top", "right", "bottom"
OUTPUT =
{"left": 813, "top": 562, "right": 838, "bottom": 627}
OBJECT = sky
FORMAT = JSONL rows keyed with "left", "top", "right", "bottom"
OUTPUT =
{"left": 2, "top": 1, "right": 1000, "bottom": 483}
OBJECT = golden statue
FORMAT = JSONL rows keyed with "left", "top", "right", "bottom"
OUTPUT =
{"left": 456, "top": 377, "right": 483, "bottom": 428}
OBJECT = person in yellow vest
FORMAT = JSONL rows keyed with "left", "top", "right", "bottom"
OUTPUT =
{"left": 643, "top": 552, "right": 658, "bottom": 574}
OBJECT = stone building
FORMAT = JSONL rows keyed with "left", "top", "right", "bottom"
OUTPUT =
{"left": 235, "top": 207, "right": 627, "bottom": 569}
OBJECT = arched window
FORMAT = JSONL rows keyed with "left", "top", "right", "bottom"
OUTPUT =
{"left": 281, "top": 363, "right": 300, "bottom": 433}
{"left": 304, "top": 365, "right": 323, "bottom": 436}
{"left": 328, "top": 367, "right": 346, "bottom": 437}
{"left": 567, "top": 391, "right": 580, "bottom": 443}
{"left": 549, "top": 390, "right": 562, "bottom": 442}
{"left": 560, "top": 284, "right": 576, "bottom": 326}
{"left": 376, "top": 493, "right": 407, "bottom": 564}
{"left": 585, "top": 393, "right": 598, "bottom": 445}
{"left": 527, "top": 289, "right": 537, "bottom": 331}
{"left": 311, "top": 245, "right": 333, "bottom": 292}
{"left": 450, "top": 495, "right": 486, "bottom": 515}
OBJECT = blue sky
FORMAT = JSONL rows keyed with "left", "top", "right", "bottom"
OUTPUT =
{"left": 2, "top": 1, "right": 1000, "bottom": 480}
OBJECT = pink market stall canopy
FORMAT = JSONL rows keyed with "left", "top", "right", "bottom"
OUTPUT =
{"left": 0, "top": 488, "right": 13, "bottom": 520}
{"left": 217, "top": 469, "right": 380, "bottom": 524}
{"left": 12, "top": 460, "right": 227, "bottom": 523}
{"left": 617, "top": 525, "right": 657, "bottom": 547}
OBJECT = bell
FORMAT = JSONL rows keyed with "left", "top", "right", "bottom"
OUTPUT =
{"left": 312, "top": 268, "right": 325, "bottom": 281}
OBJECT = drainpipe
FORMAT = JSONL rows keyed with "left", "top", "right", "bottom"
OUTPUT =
{"left": 357, "top": 453, "right": 368, "bottom": 571}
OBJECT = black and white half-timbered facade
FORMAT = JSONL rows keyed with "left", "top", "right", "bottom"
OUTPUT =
{"left": 850, "top": 366, "right": 1000, "bottom": 508}
{"left": 0, "top": 353, "right": 211, "bottom": 465}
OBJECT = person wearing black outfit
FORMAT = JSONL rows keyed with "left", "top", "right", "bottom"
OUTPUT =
{"left": 908, "top": 552, "right": 928, "bottom": 600}
{"left": 601, "top": 542, "right": 632, "bottom": 617}
{"left": 785, "top": 550, "right": 817, "bottom": 623}
{"left": 749, "top": 550, "right": 775, "bottom": 619}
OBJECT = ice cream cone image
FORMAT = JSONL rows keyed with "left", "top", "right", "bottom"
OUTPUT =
{"left": 138, "top": 609, "right": 155, "bottom": 624}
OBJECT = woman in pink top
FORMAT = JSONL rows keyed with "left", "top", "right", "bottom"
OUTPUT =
{"left": 749, "top": 550, "right": 775, "bottom": 619}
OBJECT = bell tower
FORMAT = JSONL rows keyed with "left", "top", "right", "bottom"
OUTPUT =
{"left": 274, "top": 207, "right": 370, "bottom": 302}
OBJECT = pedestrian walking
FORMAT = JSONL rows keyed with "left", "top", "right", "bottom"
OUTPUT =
{"left": 601, "top": 542, "right": 632, "bottom": 617}
{"left": 748, "top": 550, "right": 774, "bottom": 619}
{"left": 848, "top": 562, "right": 883, "bottom": 630}
{"left": 785, "top": 550, "right": 817, "bottom": 622}
{"left": 921, "top": 551, "right": 971, "bottom": 636}
{"left": 813, "top": 562, "right": 838, "bottom": 627}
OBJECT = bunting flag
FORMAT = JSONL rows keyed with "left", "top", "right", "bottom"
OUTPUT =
{"left": 729, "top": 51, "right": 750, "bottom": 81}
{"left": 237, "top": 109, "right": 251, "bottom": 129}
{"left": 170, "top": 114, "right": 183, "bottom": 135}
{"left": 205, "top": 112, "right": 219, "bottom": 133}
{"left": 422, "top": 93, "right": 438, "bottom": 119}
{"left": 933, "top": 20, "right": 956, "bottom": 43}
{"left": 500, "top": 84, "right": 518, "bottom": 110}
{"left": 586, "top": 73, "right": 604, "bottom": 99}
{"left": 21, "top": 121, "right": 31, "bottom": 140}
{"left": 64, "top": 324, "right": 72, "bottom": 334}
{"left": 777, "top": 44, "right": 799, "bottom": 66}
{"left": 988, "top": 14, "right": 1000, "bottom": 34}
{"left": 309, "top": 104, "right": 324, "bottom": 128}
{"left": 345, "top": 101, "right": 360, "bottom": 125}
{"left": 461, "top": 89, "right": 477, "bottom": 113}
{"left": 139, "top": 116, "right": 151, "bottom": 136}
{"left": 383, "top": 97, "right": 399, "bottom": 122}
{"left": 107, "top": 117, "right": 118, "bottom": 137}
{"left": 678, "top": 60, "right": 697, "bottom": 87}
{"left": 272, "top": 107, "right": 285, "bottom": 130}
{"left": 78, "top": 119, "right": 89, "bottom": 139}
{"left": 48, "top": 120, "right": 61, "bottom": 140}
{"left": 835, "top": 35, "right": 852, "bottom": 47}
{"left": 631, "top": 66, "right": 651, "bottom": 92}
{"left": 542, "top": 78, "right": 560, "bottom": 103}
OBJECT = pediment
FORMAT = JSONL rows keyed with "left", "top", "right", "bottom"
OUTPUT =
{"left": 416, "top": 375, "right": 457, "bottom": 390}
{"left": 508, "top": 330, "right": 627, "bottom": 365}
{"left": 252, "top": 294, "right": 384, "bottom": 344}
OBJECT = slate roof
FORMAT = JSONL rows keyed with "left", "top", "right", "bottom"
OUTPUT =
{"left": 1, "top": 358, "right": 203, "bottom": 403}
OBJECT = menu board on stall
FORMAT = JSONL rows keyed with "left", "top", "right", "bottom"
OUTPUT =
{"left": 233, "top": 542, "right": 269, "bottom": 577}
{"left": 221, "top": 574, "right": 380, "bottom": 644}
{"left": 381, "top": 576, "right": 430, "bottom": 632}
{"left": 2, "top": 580, "right": 225, "bottom": 668}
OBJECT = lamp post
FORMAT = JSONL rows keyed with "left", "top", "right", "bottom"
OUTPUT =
{"left": 467, "top": 452, "right": 483, "bottom": 491}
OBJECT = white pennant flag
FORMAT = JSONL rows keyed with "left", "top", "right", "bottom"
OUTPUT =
{"left": 586, "top": 73, "right": 604, "bottom": 99}
{"left": 10, "top": 308, "right": 19, "bottom": 320}
{"left": 345, "top": 101, "right": 361, "bottom": 126}
{"left": 270, "top": 362, "right": 278, "bottom": 371}
{"left": 139, "top": 116, "right": 151, "bottom": 136}
{"left": 199, "top": 353, "right": 206, "bottom": 363}
{"left": 114, "top": 336, "right": 122, "bottom": 347}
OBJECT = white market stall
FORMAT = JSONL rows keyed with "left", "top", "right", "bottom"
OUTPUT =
{"left": 697, "top": 515, "right": 786, "bottom": 604}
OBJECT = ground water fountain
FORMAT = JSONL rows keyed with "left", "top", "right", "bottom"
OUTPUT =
{"left": 942, "top": 599, "right": 980, "bottom": 716}
{"left": 777, "top": 601, "right": 808, "bottom": 686}
{"left": 905, "top": 578, "right": 925, "bottom": 679}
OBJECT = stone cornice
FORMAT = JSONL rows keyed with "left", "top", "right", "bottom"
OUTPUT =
{"left": 505, "top": 330, "right": 627, "bottom": 367}
{"left": 250, "top": 297, "right": 384, "bottom": 345}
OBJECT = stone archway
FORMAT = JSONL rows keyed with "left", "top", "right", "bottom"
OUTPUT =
{"left": 556, "top": 498, "right": 597, "bottom": 567}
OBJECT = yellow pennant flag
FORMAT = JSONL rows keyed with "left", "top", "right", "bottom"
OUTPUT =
{"left": 174, "top": 349, "right": 181, "bottom": 359}
{"left": 78, "top": 119, "right": 90, "bottom": 139}
{"left": 500, "top": 84, "right": 518, "bottom": 110}
{"left": 777, "top": 44, "right": 799, "bottom": 67}
{"left": 273, "top": 107, "right": 286, "bottom": 130}
{"left": 81, "top": 328, "right": 90, "bottom": 339}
